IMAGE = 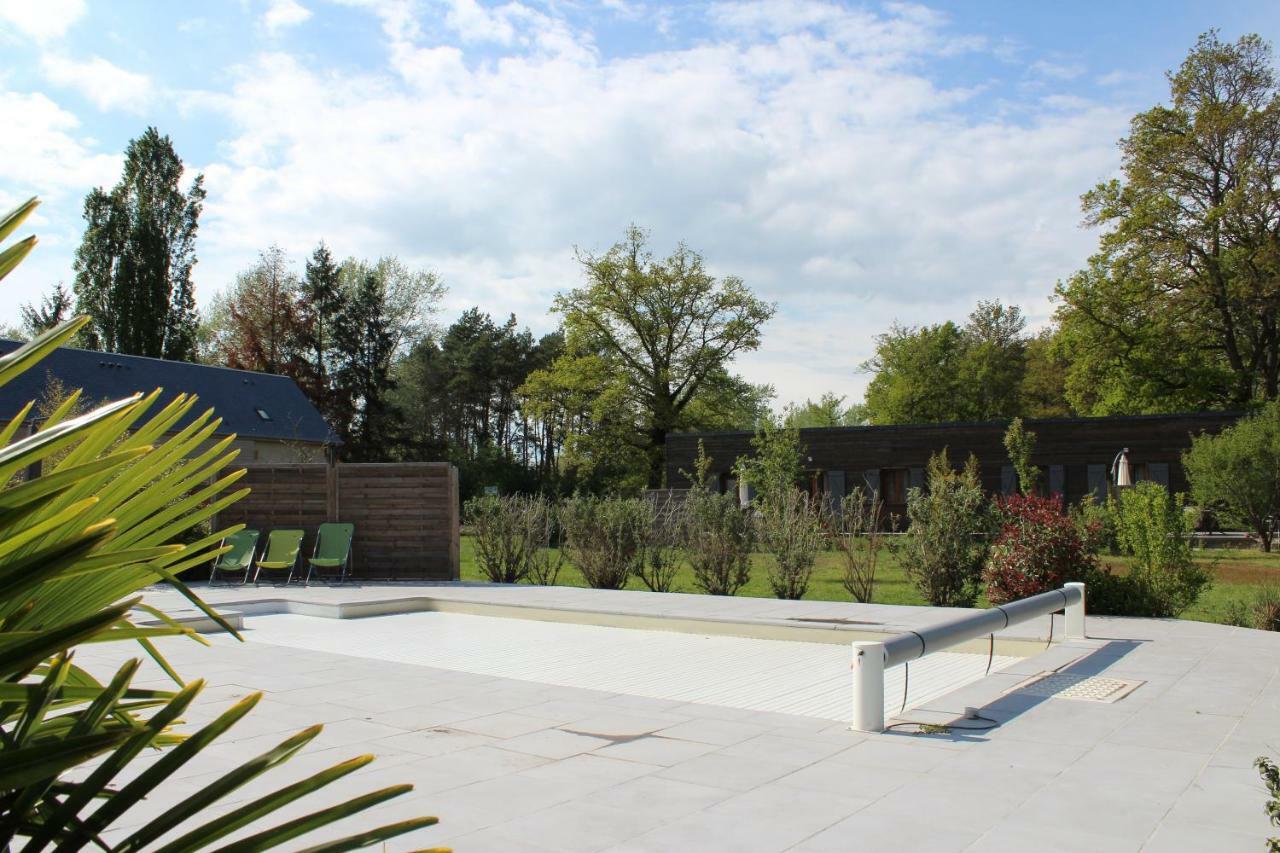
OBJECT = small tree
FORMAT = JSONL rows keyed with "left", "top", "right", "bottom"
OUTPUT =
{"left": 681, "top": 441, "right": 754, "bottom": 595}
{"left": 901, "top": 450, "right": 992, "bottom": 607}
{"left": 756, "top": 488, "right": 823, "bottom": 600}
{"left": 984, "top": 493, "right": 1096, "bottom": 605}
{"left": 1092, "top": 482, "right": 1212, "bottom": 618}
{"left": 1184, "top": 403, "right": 1280, "bottom": 551}
{"left": 1003, "top": 417, "right": 1040, "bottom": 495}
{"left": 831, "top": 487, "right": 890, "bottom": 603}
{"left": 734, "top": 411, "right": 804, "bottom": 507}
{"left": 560, "top": 494, "right": 650, "bottom": 590}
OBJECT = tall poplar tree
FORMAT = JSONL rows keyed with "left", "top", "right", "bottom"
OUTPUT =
{"left": 72, "top": 127, "right": 205, "bottom": 360}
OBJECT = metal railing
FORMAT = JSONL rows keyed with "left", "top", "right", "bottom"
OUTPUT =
{"left": 850, "top": 582, "right": 1085, "bottom": 732}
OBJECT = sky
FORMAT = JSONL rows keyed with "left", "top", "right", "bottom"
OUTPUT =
{"left": 2, "top": 0, "right": 1278, "bottom": 409}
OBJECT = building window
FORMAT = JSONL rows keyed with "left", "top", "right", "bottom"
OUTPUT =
{"left": 880, "top": 469, "right": 908, "bottom": 505}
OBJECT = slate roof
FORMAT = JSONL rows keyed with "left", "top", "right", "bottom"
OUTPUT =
{"left": 0, "top": 340, "right": 339, "bottom": 445}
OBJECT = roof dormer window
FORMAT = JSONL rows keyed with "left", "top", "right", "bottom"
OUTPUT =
{"left": 255, "top": 408, "right": 272, "bottom": 421}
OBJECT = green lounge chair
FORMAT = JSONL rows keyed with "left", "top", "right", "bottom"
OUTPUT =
{"left": 306, "top": 523, "right": 355, "bottom": 585}
{"left": 210, "top": 529, "right": 259, "bottom": 585}
{"left": 253, "top": 529, "right": 305, "bottom": 586}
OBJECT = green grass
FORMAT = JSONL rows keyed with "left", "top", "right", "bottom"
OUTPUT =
{"left": 459, "top": 536, "right": 1280, "bottom": 626}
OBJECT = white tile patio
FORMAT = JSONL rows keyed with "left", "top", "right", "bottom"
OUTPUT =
{"left": 64, "top": 582, "right": 1280, "bottom": 851}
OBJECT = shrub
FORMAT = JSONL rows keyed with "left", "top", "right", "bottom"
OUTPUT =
{"left": 526, "top": 517, "right": 566, "bottom": 586}
{"left": 1256, "top": 755, "right": 1280, "bottom": 853}
{"left": 635, "top": 497, "right": 681, "bottom": 592}
{"left": 560, "top": 494, "right": 650, "bottom": 590}
{"left": 983, "top": 493, "right": 1096, "bottom": 605}
{"left": 466, "top": 493, "right": 557, "bottom": 584}
{"left": 1089, "top": 482, "right": 1212, "bottom": 618}
{"left": 0, "top": 198, "right": 434, "bottom": 849}
{"left": 756, "top": 489, "right": 823, "bottom": 600}
{"left": 831, "top": 487, "right": 890, "bottom": 603}
{"left": 901, "top": 450, "right": 992, "bottom": 607}
{"left": 1223, "top": 585, "right": 1280, "bottom": 632}
{"left": 1184, "top": 402, "right": 1280, "bottom": 551}
{"left": 1070, "top": 493, "right": 1121, "bottom": 555}
{"left": 679, "top": 440, "right": 754, "bottom": 596}
{"left": 682, "top": 488, "right": 754, "bottom": 595}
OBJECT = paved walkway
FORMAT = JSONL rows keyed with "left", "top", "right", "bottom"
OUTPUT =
{"left": 73, "top": 583, "right": 1280, "bottom": 851}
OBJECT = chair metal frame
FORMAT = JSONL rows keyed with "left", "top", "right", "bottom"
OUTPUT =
{"left": 210, "top": 530, "right": 259, "bottom": 586}
{"left": 305, "top": 523, "right": 354, "bottom": 586}
{"left": 252, "top": 530, "right": 305, "bottom": 587}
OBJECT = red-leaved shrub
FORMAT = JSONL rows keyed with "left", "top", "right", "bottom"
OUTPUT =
{"left": 983, "top": 493, "right": 1097, "bottom": 605}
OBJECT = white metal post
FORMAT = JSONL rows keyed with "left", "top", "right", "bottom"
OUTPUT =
{"left": 1064, "top": 582, "right": 1086, "bottom": 640}
{"left": 851, "top": 641, "right": 885, "bottom": 733}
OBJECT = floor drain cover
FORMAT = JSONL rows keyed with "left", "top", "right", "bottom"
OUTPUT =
{"left": 1009, "top": 672, "right": 1143, "bottom": 703}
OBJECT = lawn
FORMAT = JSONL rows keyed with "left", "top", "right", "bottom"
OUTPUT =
{"left": 459, "top": 535, "right": 1280, "bottom": 626}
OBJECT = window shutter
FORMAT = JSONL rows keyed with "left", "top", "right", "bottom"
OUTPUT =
{"left": 861, "top": 469, "right": 880, "bottom": 499}
{"left": 1049, "top": 465, "right": 1064, "bottom": 497}
{"left": 1087, "top": 464, "right": 1107, "bottom": 500}
{"left": 826, "top": 470, "right": 846, "bottom": 512}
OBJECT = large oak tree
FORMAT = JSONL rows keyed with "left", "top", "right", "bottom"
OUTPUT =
{"left": 526, "top": 226, "right": 774, "bottom": 489}
{"left": 1056, "top": 32, "right": 1280, "bottom": 413}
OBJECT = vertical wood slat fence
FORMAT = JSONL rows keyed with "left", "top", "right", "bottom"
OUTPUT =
{"left": 215, "top": 462, "right": 460, "bottom": 581}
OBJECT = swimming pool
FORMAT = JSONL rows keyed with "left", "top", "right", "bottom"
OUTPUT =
{"left": 242, "top": 611, "right": 1020, "bottom": 722}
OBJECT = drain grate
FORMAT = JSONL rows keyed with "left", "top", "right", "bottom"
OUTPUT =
{"left": 1009, "top": 672, "right": 1143, "bottom": 703}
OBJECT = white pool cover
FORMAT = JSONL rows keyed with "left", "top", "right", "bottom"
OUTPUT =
{"left": 244, "top": 612, "right": 1019, "bottom": 722}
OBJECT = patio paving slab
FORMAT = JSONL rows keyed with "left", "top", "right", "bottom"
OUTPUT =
{"left": 61, "top": 582, "right": 1280, "bottom": 850}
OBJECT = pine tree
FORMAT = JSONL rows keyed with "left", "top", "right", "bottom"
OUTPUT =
{"left": 20, "top": 284, "right": 73, "bottom": 337}
{"left": 333, "top": 268, "right": 401, "bottom": 459}
{"left": 72, "top": 127, "right": 205, "bottom": 360}
{"left": 301, "top": 243, "right": 343, "bottom": 384}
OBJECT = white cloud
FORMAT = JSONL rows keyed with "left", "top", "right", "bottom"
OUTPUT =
{"left": 40, "top": 54, "right": 153, "bottom": 112}
{"left": 60, "top": 0, "right": 1118, "bottom": 408}
{"left": 262, "top": 0, "right": 312, "bottom": 35}
{"left": 0, "top": 88, "right": 123, "bottom": 319}
{"left": 0, "top": 0, "right": 85, "bottom": 40}
{"left": 0, "top": 91, "right": 120, "bottom": 193}
{"left": 1029, "top": 58, "right": 1085, "bottom": 81}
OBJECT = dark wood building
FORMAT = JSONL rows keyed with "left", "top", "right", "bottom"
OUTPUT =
{"left": 663, "top": 412, "right": 1242, "bottom": 520}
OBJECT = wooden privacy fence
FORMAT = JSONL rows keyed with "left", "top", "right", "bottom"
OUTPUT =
{"left": 215, "top": 462, "right": 460, "bottom": 581}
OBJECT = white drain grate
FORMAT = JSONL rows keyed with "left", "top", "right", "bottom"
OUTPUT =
{"left": 1010, "top": 672, "right": 1143, "bottom": 703}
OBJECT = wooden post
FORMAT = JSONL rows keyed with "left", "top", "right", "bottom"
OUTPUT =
{"left": 326, "top": 457, "right": 339, "bottom": 522}
{"left": 448, "top": 464, "right": 461, "bottom": 581}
